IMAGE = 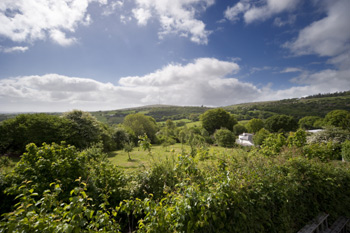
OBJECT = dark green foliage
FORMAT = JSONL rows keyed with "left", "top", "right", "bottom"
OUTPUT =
{"left": 246, "top": 118, "right": 264, "bottom": 133}
{"left": 298, "top": 116, "right": 323, "bottom": 130}
{"left": 120, "top": 153, "right": 350, "bottom": 233}
{"left": 324, "top": 110, "right": 350, "bottom": 130}
{"left": 225, "top": 91, "right": 350, "bottom": 120}
{"left": 265, "top": 114, "right": 298, "bottom": 133}
{"left": 214, "top": 128, "right": 236, "bottom": 148}
{"left": 233, "top": 124, "right": 247, "bottom": 136}
{"left": 253, "top": 128, "right": 270, "bottom": 146}
{"left": 62, "top": 110, "right": 102, "bottom": 149}
{"left": 200, "top": 108, "right": 237, "bottom": 135}
{"left": 0, "top": 114, "right": 71, "bottom": 155}
{"left": 303, "top": 141, "right": 342, "bottom": 161}
{"left": 112, "top": 126, "right": 130, "bottom": 150}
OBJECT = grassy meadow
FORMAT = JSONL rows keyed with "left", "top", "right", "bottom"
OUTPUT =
{"left": 107, "top": 143, "right": 240, "bottom": 173}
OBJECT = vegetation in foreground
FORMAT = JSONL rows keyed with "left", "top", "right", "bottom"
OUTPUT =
{"left": 1, "top": 142, "right": 350, "bottom": 232}
{"left": 1, "top": 93, "right": 350, "bottom": 232}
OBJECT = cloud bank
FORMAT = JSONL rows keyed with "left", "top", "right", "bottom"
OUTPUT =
{"left": 1, "top": 57, "right": 349, "bottom": 112}
{"left": 0, "top": 0, "right": 106, "bottom": 46}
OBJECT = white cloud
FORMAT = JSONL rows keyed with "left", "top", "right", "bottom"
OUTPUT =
{"left": 50, "top": 30, "right": 77, "bottom": 46}
{"left": 285, "top": 0, "right": 350, "bottom": 61}
{"left": 132, "top": 8, "right": 151, "bottom": 26}
{"left": 281, "top": 67, "right": 302, "bottom": 73}
{"left": 225, "top": 0, "right": 300, "bottom": 24}
{"left": 0, "top": 46, "right": 29, "bottom": 53}
{"left": 131, "top": 0, "right": 214, "bottom": 44}
{"left": 273, "top": 15, "right": 296, "bottom": 27}
{"left": 1, "top": 58, "right": 348, "bottom": 112}
{"left": 0, "top": 0, "right": 105, "bottom": 46}
{"left": 102, "top": 0, "right": 123, "bottom": 16}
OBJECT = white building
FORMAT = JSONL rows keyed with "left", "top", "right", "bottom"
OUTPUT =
{"left": 236, "top": 133, "right": 254, "bottom": 146}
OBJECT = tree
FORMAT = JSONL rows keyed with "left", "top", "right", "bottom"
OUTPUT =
{"left": 124, "top": 141, "right": 135, "bottom": 161}
{"left": 138, "top": 134, "right": 152, "bottom": 155}
{"left": 246, "top": 118, "right": 264, "bottom": 133}
{"left": 214, "top": 128, "right": 236, "bottom": 148}
{"left": 324, "top": 110, "right": 350, "bottom": 130}
{"left": 253, "top": 128, "right": 270, "bottom": 146}
{"left": 265, "top": 115, "right": 297, "bottom": 133}
{"left": 200, "top": 108, "right": 237, "bottom": 135}
{"left": 123, "top": 113, "right": 158, "bottom": 143}
{"left": 287, "top": 129, "right": 307, "bottom": 148}
{"left": 298, "top": 116, "right": 322, "bottom": 130}
{"left": 233, "top": 124, "right": 247, "bottom": 136}
{"left": 0, "top": 114, "right": 71, "bottom": 155}
{"left": 62, "top": 110, "right": 102, "bottom": 149}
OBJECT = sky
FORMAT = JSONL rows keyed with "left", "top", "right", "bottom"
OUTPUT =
{"left": 0, "top": 0, "right": 349, "bottom": 112}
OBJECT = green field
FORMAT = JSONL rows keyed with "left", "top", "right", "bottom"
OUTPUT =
{"left": 107, "top": 143, "right": 238, "bottom": 173}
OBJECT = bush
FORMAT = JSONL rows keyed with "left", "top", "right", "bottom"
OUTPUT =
{"left": 303, "top": 141, "right": 342, "bottom": 161}
{"left": 214, "top": 128, "right": 236, "bottom": 148}
{"left": 341, "top": 140, "right": 350, "bottom": 162}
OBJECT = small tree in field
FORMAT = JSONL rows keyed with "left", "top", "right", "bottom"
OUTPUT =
{"left": 124, "top": 141, "right": 135, "bottom": 161}
{"left": 138, "top": 134, "right": 152, "bottom": 155}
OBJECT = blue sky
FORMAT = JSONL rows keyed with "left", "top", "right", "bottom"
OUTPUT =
{"left": 0, "top": 0, "right": 349, "bottom": 112}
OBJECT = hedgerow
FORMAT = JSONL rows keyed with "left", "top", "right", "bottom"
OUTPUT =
{"left": 1, "top": 143, "right": 350, "bottom": 233}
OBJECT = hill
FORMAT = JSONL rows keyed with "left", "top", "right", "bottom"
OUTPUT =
{"left": 224, "top": 91, "right": 350, "bottom": 120}
{"left": 90, "top": 105, "right": 212, "bottom": 125}
{"left": 1, "top": 91, "right": 349, "bottom": 124}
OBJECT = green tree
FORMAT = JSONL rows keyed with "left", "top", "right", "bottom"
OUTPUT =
{"left": 324, "top": 110, "right": 350, "bottom": 130}
{"left": 138, "top": 134, "right": 152, "bottom": 155}
{"left": 298, "top": 116, "right": 322, "bottom": 130}
{"left": 62, "top": 110, "right": 102, "bottom": 149}
{"left": 123, "top": 113, "right": 158, "bottom": 143}
{"left": 265, "top": 114, "right": 298, "bottom": 133}
{"left": 112, "top": 126, "right": 130, "bottom": 150}
{"left": 246, "top": 118, "right": 264, "bottom": 133}
{"left": 0, "top": 114, "right": 71, "bottom": 154}
{"left": 214, "top": 128, "right": 236, "bottom": 148}
{"left": 124, "top": 141, "right": 135, "bottom": 161}
{"left": 253, "top": 128, "right": 270, "bottom": 146}
{"left": 200, "top": 108, "right": 237, "bottom": 135}
{"left": 260, "top": 133, "right": 286, "bottom": 156}
{"left": 233, "top": 124, "right": 247, "bottom": 136}
{"left": 287, "top": 129, "right": 307, "bottom": 148}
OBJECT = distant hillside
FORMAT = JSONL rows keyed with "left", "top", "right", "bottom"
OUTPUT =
{"left": 224, "top": 91, "right": 350, "bottom": 120}
{"left": 90, "top": 105, "right": 212, "bottom": 125}
{"left": 1, "top": 91, "right": 349, "bottom": 124}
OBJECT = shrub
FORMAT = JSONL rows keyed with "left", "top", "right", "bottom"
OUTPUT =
{"left": 214, "top": 128, "right": 236, "bottom": 148}
{"left": 341, "top": 140, "right": 350, "bottom": 162}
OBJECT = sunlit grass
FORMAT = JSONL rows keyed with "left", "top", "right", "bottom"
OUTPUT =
{"left": 107, "top": 143, "right": 242, "bottom": 173}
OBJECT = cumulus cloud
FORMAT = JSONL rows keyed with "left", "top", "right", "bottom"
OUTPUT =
{"left": 0, "top": 0, "right": 105, "bottom": 46}
{"left": 0, "top": 46, "right": 28, "bottom": 53}
{"left": 131, "top": 0, "right": 214, "bottom": 44}
{"left": 1, "top": 57, "right": 348, "bottom": 112}
{"left": 225, "top": 0, "right": 300, "bottom": 24}
{"left": 284, "top": 0, "right": 350, "bottom": 62}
